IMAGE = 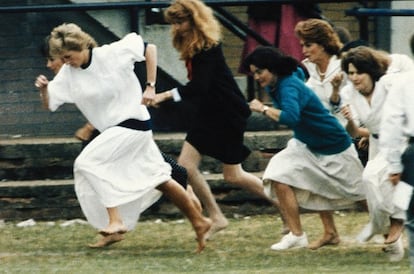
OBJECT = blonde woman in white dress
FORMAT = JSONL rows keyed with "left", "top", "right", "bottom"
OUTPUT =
{"left": 35, "top": 23, "right": 211, "bottom": 253}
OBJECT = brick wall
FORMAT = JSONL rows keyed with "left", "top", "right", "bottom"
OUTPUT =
{"left": 0, "top": 0, "right": 88, "bottom": 138}
{"left": 222, "top": 2, "right": 377, "bottom": 77}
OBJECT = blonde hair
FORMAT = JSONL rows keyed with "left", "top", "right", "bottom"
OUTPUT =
{"left": 48, "top": 23, "right": 97, "bottom": 57}
{"left": 164, "top": 0, "right": 221, "bottom": 60}
{"left": 295, "top": 19, "right": 343, "bottom": 56}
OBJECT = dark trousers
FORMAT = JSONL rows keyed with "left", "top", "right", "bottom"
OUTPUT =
{"left": 401, "top": 144, "right": 414, "bottom": 269}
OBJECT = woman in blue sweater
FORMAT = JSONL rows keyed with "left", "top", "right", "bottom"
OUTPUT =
{"left": 244, "top": 46, "right": 365, "bottom": 250}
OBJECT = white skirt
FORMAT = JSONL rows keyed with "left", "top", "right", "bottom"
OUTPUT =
{"left": 368, "top": 134, "right": 379, "bottom": 161}
{"left": 363, "top": 152, "right": 406, "bottom": 234}
{"left": 74, "top": 126, "right": 171, "bottom": 230}
{"left": 263, "top": 138, "right": 365, "bottom": 211}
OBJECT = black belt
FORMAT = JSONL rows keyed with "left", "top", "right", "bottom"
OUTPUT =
{"left": 117, "top": 119, "right": 152, "bottom": 131}
{"left": 372, "top": 134, "right": 414, "bottom": 143}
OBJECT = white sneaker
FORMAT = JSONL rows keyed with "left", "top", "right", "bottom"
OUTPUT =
{"left": 270, "top": 232, "right": 309, "bottom": 250}
{"left": 383, "top": 236, "right": 405, "bottom": 262}
{"left": 356, "top": 222, "right": 374, "bottom": 243}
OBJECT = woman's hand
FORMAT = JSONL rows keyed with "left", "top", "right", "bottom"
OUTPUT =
{"left": 142, "top": 87, "right": 155, "bottom": 106}
{"left": 389, "top": 173, "right": 401, "bottom": 186}
{"left": 75, "top": 123, "right": 95, "bottom": 141}
{"left": 357, "top": 136, "right": 369, "bottom": 150}
{"left": 250, "top": 98, "right": 280, "bottom": 121}
{"left": 331, "top": 72, "right": 343, "bottom": 91}
{"left": 330, "top": 73, "right": 343, "bottom": 105}
{"left": 148, "top": 91, "right": 173, "bottom": 108}
{"left": 341, "top": 104, "right": 353, "bottom": 121}
{"left": 249, "top": 99, "right": 265, "bottom": 113}
{"left": 35, "top": 74, "right": 49, "bottom": 89}
{"left": 35, "top": 75, "right": 50, "bottom": 109}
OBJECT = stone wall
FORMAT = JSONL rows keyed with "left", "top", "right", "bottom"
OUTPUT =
{"left": 0, "top": 130, "right": 294, "bottom": 221}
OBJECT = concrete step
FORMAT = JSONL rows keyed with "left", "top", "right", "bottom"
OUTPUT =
{"left": 0, "top": 172, "right": 279, "bottom": 221}
{"left": 0, "top": 130, "right": 292, "bottom": 181}
{"left": 0, "top": 130, "right": 291, "bottom": 221}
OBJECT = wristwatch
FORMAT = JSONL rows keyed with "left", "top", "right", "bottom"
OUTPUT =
{"left": 146, "top": 82, "right": 156, "bottom": 88}
{"left": 262, "top": 105, "right": 269, "bottom": 115}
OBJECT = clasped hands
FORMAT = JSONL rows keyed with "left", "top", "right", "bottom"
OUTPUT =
{"left": 144, "top": 91, "right": 171, "bottom": 108}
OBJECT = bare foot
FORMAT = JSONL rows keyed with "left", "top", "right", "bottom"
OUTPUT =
{"left": 384, "top": 220, "right": 404, "bottom": 244}
{"left": 308, "top": 233, "right": 340, "bottom": 250}
{"left": 204, "top": 218, "right": 229, "bottom": 241}
{"left": 88, "top": 233, "right": 125, "bottom": 248}
{"left": 99, "top": 223, "right": 128, "bottom": 236}
{"left": 187, "top": 185, "right": 202, "bottom": 214}
{"left": 194, "top": 217, "right": 213, "bottom": 253}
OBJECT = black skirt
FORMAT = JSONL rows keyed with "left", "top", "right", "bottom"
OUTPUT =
{"left": 185, "top": 126, "right": 250, "bottom": 165}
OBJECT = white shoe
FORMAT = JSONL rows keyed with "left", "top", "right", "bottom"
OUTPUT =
{"left": 356, "top": 222, "right": 374, "bottom": 243}
{"left": 270, "top": 232, "right": 309, "bottom": 250}
{"left": 383, "top": 236, "right": 405, "bottom": 262}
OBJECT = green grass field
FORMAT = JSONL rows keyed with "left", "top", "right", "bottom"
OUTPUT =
{"left": 0, "top": 211, "right": 410, "bottom": 273}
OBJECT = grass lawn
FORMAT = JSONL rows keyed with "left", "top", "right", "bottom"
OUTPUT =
{"left": 0, "top": 211, "right": 410, "bottom": 274}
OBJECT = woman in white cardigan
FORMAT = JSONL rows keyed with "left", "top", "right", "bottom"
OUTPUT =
{"left": 295, "top": 18, "right": 347, "bottom": 126}
{"left": 340, "top": 46, "right": 411, "bottom": 262}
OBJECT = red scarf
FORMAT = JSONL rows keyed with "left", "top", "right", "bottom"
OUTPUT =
{"left": 185, "top": 59, "right": 192, "bottom": 80}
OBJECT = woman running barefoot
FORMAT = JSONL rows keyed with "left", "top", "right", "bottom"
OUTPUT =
{"left": 35, "top": 23, "right": 210, "bottom": 252}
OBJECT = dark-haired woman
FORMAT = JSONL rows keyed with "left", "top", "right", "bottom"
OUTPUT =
{"left": 244, "top": 46, "right": 365, "bottom": 251}
{"left": 340, "top": 46, "right": 408, "bottom": 261}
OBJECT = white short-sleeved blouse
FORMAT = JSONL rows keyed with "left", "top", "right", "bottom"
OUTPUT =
{"left": 48, "top": 33, "right": 149, "bottom": 132}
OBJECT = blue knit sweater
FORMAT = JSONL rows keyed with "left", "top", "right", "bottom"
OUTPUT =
{"left": 266, "top": 70, "right": 351, "bottom": 155}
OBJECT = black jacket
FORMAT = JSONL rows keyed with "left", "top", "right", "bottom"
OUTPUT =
{"left": 177, "top": 44, "right": 251, "bottom": 131}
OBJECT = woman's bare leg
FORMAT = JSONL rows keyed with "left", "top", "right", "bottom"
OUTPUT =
{"left": 222, "top": 163, "right": 268, "bottom": 199}
{"left": 308, "top": 211, "right": 340, "bottom": 250}
{"left": 178, "top": 141, "right": 228, "bottom": 239}
{"left": 272, "top": 180, "right": 303, "bottom": 236}
{"left": 157, "top": 179, "right": 212, "bottom": 253}
{"left": 223, "top": 164, "right": 289, "bottom": 234}
{"left": 187, "top": 185, "right": 202, "bottom": 214}
{"left": 99, "top": 207, "right": 128, "bottom": 236}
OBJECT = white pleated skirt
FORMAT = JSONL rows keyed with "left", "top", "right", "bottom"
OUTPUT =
{"left": 363, "top": 152, "right": 406, "bottom": 234}
{"left": 74, "top": 126, "right": 171, "bottom": 230}
{"left": 263, "top": 138, "right": 365, "bottom": 211}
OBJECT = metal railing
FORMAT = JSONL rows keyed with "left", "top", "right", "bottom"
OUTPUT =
{"left": 346, "top": 7, "right": 414, "bottom": 40}
{"left": 1, "top": 1, "right": 411, "bottom": 42}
